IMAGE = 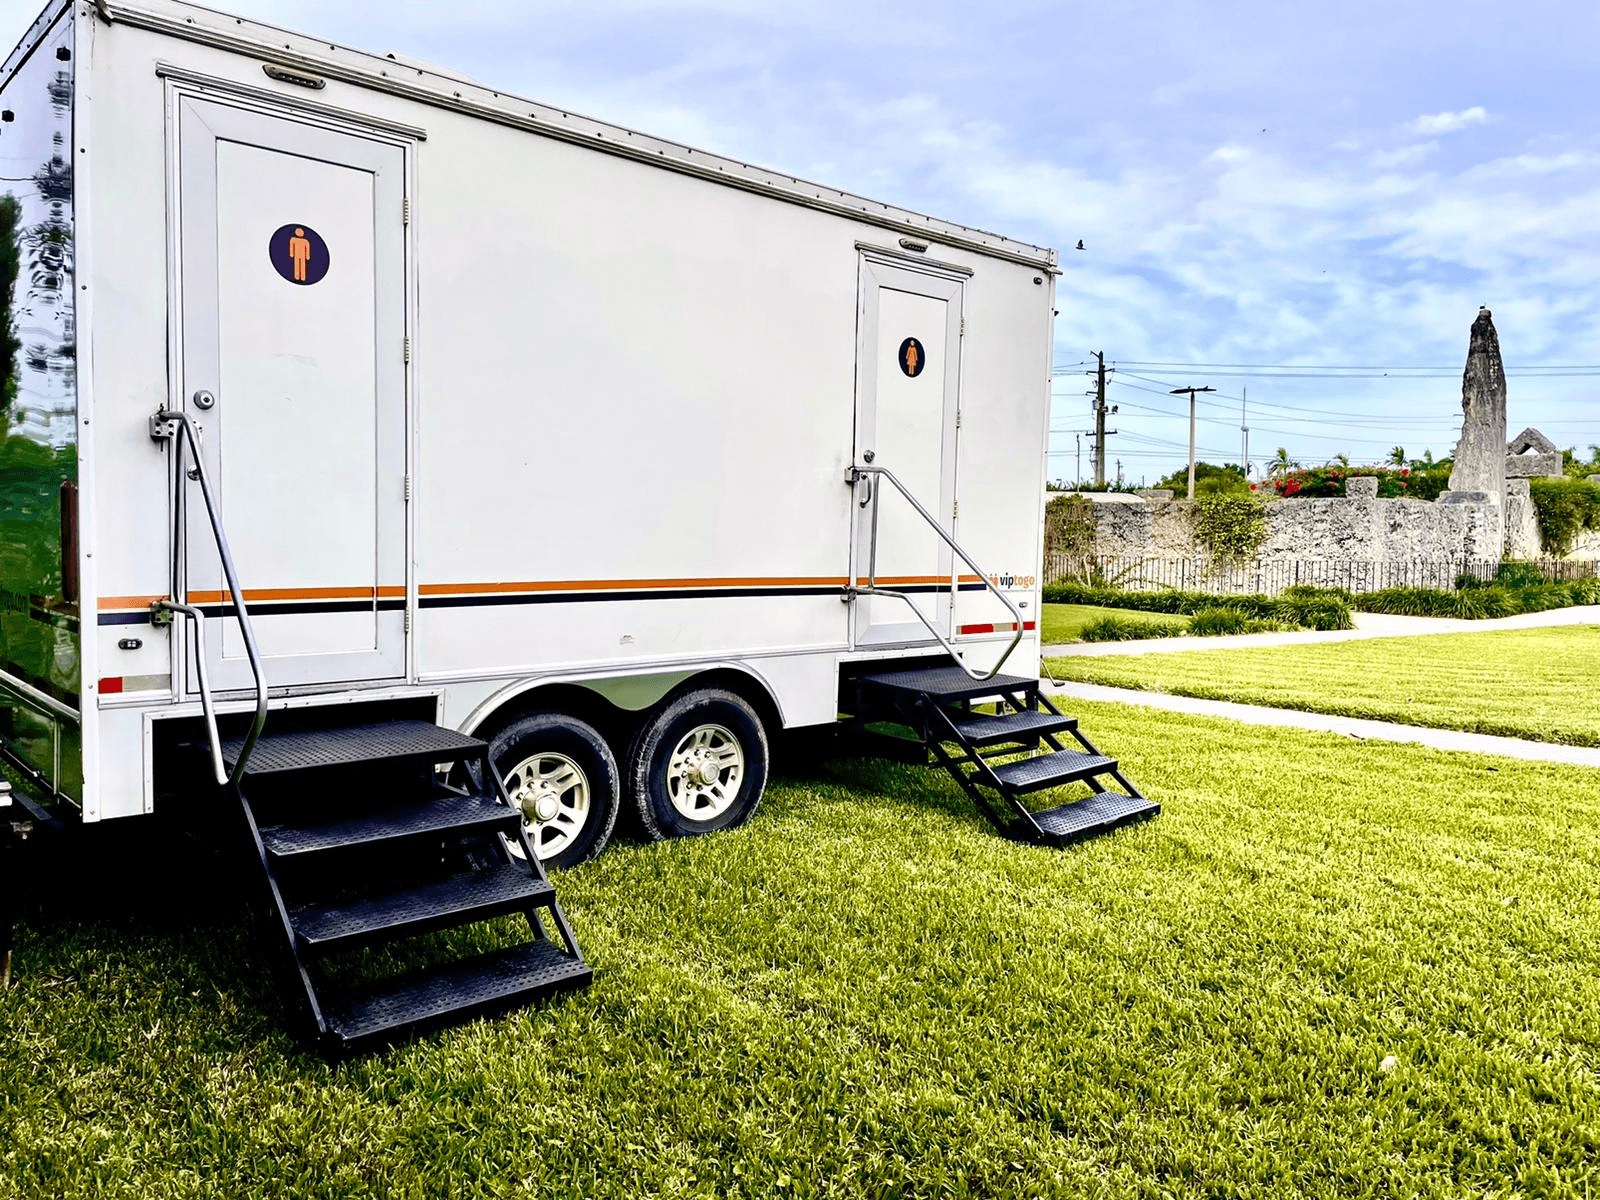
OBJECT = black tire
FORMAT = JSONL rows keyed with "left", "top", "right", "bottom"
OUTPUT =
{"left": 487, "top": 711, "right": 619, "bottom": 870}
{"left": 629, "top": 688, "right": 770, "bottom": 840}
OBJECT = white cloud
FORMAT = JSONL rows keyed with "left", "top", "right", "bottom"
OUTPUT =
{"left": 1409, "top": 106, "right": 1489, "bottom": 135}
{"left": 1370, "top": 142, "right": 1437, "bottom": 169}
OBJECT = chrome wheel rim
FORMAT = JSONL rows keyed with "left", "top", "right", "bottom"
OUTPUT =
{"left": 666, "top": 723, "right": 745, "bottom": 821}
{"left": 503, "top": 751, "right": 590, "bottom": 861}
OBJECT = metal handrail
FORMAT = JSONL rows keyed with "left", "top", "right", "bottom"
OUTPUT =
{"left": 150, "top": 409, "right": 268, "bottom": 786}
{"left": 848, "top": 462, "right": 1026, "bottom": 681}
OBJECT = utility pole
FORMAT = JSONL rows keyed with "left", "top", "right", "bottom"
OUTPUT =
{"left": 1170, "top": 385, "right": 1217, "bottom": 499}
{"left": 1065, "top": 428, "right": 1096, "bottom": 487}
{"left": 1093, "top": 352, "right": 1108, "bottom": 486}
{"left": 1240, "top": 386, "right": 1249, "bottom": 477}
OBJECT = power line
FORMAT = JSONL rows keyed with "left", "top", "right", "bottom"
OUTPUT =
{"left": 1107, "top": 359, "right": 1600, "bottom": 374}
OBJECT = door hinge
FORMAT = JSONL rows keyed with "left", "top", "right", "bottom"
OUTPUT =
{"left": 403, "top": 197, "right": 411, "bottom": 225}
{"left": 955, "top": 410, "right": 962, "bottom": 428}
{"left": 959, "top": 318, "right": 966, "bottom": 337}
{"left": 404, "top": 337, "right": 411, "bottom": 364}
{"left": 404, "top": 474, "right": 412, "bottom": 502}
{"left": 953, "top": 501, "right": 960, "bottom": 519}
{"left": 404, "top": 608, "right": 411, "bottom": 634}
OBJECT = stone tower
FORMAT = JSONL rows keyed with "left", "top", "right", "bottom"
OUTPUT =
{"left": 1444, "top": 307, "right": 1507, "bottom": 558}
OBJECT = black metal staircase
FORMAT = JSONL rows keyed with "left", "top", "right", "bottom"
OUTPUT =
{"left": 221, "top": 719, "right": 590, "bottom": 1055}
{"left": 844, "top": 664, "right": 1159, "bottom": 846}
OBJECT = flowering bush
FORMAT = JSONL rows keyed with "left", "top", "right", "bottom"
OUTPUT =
{"left": 1258, "top": 465, "right": 1449, "bottom": 501}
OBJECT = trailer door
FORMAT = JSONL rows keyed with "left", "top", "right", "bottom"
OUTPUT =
{"left": 176, "top": 98, "right": 407, "bottom": 691}
{"left": 852, "top": 256, "right": 964, "bottom": 647}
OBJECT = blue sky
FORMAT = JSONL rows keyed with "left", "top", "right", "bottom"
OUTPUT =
{"left": 15, "top": 0, "right": 1600, "bottom": 483}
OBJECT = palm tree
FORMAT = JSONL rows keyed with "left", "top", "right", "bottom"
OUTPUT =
{"left": 1268, "top": 447, "right": 1300, "bottom": 479}
{"left": 1388, "top": 446, "right": 1406, "bottom": 467}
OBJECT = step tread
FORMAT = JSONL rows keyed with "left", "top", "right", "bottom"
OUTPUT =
{"left": 224, "top": 720, "right": 483, "bottom": 776}
{"left": 946, "top": 708, "right": 1077, "bottom": 746}
{"left": 261, "top": 793, "right": 519, "bottom": 858}
{"left": 1029, "top": 791, "right": 1160, "bottom": 845}
{"left": 857, "top": 665, "right": 1038, "bottom": 702}
{"left": 987, "top": 749, "right": 1116, "bottom": 792}
{"left": 325, "top": 939, "right": 592, "bottom": 1051}
{"left": 292, "top": 863, "right": 552, "bottom": 950}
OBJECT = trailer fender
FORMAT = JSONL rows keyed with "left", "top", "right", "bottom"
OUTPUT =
{"left": 460, "top": 664, "right": 787, "bottom": 743}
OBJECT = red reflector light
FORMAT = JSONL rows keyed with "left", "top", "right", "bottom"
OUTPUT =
{"left": 99, "top": 677, "right": 124, "bottom": 695}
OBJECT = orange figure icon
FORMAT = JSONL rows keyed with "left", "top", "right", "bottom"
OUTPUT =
{"left": 905, "top": 340, "right": 919, "bottom": 376}
{"left": 288, "top": 227, "right": 311, "bottom": 283}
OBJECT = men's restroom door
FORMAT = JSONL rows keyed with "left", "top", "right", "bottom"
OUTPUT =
{"left": 177, "top": 97, "right": 408, "bottom": 691}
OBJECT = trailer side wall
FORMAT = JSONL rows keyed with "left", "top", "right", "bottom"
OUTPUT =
{"left": 0, "top": 2, "right": 80, "bottom": 803}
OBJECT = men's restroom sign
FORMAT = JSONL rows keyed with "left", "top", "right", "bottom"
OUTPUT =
{"left": 269, "top": 223, "right": 330, "bottom": 286}
{"left": 898, "top": 337, "right": 926, "bottom": 378}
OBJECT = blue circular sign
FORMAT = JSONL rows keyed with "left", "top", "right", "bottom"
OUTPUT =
{"left": 268, "top": 223, "right": 330, "bottom": 286}
{"left": 898, "top": 336, "right": 927, "bottom": 378}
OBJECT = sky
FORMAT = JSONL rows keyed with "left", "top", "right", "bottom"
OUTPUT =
{"left": 14, "top": 0, "right": 1600, "bottom": 484}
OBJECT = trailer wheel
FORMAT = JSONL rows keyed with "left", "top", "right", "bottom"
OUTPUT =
{"left": 489, "top": 712, "right": 619, "bottom": 870}
{"left": 629, "top": 689, "right": 769, "bottom": 840}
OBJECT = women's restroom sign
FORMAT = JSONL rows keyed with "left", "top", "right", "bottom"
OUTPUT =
{"left": 269, "top": 223, "right": 330, "bottom": 286}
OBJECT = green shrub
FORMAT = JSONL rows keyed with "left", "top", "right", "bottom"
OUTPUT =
{"left": 1494, "top": 560, "right": 1549, "bottom": 589}
{"left": 1528, "top": 476, "right": 1600, "bottom": 555}
{"left": 1078, "top": 615, "right": 1185, "bottom": 642}
{"left": 1272, "top": 594, "right": 1357, "bottom": 631}
{"left": 1188, "top": 608, "right": 1294, "bottom": 636}
{"left": 1281, "top": 583, "right": 1355, "bottom": 604}
{"left": 1358, "top": 586, "right": 1518, "bottom": 619}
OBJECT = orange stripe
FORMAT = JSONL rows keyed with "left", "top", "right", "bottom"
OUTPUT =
{"left": 98, "top": 587, "right": 403, "bottom": 611}
{"left": 420, "top": 576, "right": 848, "bottom": 597}
{"left": 101, "top": 574, "right": 985, "bottom": 610}
{"left": 185, "top": 586, "right": 404, "bottom": 604}
{"left": 98, "top": 594, "right": 168, "bottom": 611}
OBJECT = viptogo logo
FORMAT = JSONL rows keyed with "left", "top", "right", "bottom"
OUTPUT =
{"left": 986, "top": 574, "right": 1036, "bottom": 590}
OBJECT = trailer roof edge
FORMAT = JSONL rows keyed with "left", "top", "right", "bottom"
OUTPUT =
{"left": 3, "top": 0, "right": 72, "bottom": 87}
{"left": 90, "top": 0, "right": 1061, "bottom": 274}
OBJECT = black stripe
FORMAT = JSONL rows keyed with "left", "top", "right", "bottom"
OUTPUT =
{"left": 96, "top": 583, "right": 990, "bottom": 624}
{"left": 97, "top": 598, "right": 406, "bottom": 626}
{"left": 422, "top": 585, "right": 839, "bottom": 609}
{"left": 420, "top": 582, "right": 986, "bottom": 609}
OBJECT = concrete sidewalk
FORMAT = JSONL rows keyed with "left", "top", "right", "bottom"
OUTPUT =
{"left": 1046, "top": 680, "right": 1600, "bottom": 769}
{"left": 1043, "top": 604, "right": 1600, "bottom": 658}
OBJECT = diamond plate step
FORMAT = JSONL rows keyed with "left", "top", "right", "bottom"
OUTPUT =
{"left": 856, "top": 665, "right": 1039, "bottom": 704}
{"left": 986, "top": 750, "right": 1116, "bottom": 793}
{"left": 224, "top": 721, "right": 483, "bottom": 777}
{"left": 261, "top": 793, "right": 519, "bottom": 859}
{"left": 1028, "top": 792, "right": 1160, "bottom": 846}
{"left": 324, "top": 939, "right": 593, "bottom": 1054}
{"left": 291, "top": 863, "right": 552, "bottom": 953}
{"left": 946, "top": 708, "right": 1077, "bottom": 747}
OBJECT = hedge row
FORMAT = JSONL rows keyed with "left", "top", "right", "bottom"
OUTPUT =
{"left": 1044, "top": 575, "right": 1600, "bottom": 627}
{"left": 1041, "top": 581, "right": 1355, "bottom": 631}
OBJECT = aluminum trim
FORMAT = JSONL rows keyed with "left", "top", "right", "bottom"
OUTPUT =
{"left": 95, "top": 0, "right": 1057, "bottom": 271}
{"left": 155, "top": 61, "right": 429, "bottom": 140}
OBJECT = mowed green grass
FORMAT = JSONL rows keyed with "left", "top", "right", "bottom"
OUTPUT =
{"left": 1047, "top": 626, "right": 1600, "bottom": 746}
{"left": 1040, "top": 603, "right": 1189, "bottom": 644}
{"left": 5, "top": 705, "right": 1600, "bottom": 1199}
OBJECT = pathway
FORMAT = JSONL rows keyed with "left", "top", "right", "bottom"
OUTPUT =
{"left": 1043, "top": 604, "right": 1600, "bottom": 658}
{"left": 1046, "top": 681, "right": 1600, "bottom": 769}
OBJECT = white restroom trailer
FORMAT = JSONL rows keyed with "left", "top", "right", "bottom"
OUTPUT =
{"left": 0, "top": 0, "right": 1151, "bottom": 1050}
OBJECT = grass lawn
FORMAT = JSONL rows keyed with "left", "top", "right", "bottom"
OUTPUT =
{"left": 1040, "top": 602, "right": 1190, "bottom": 644}
{"left": 5, "top": 707, "right": 1600, "bottom": 1198}
{"left": 1046, "top": 626, "right": 1600, "bottom": 747}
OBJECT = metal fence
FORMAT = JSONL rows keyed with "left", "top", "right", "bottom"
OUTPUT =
{"left": 1042, "top": 554, "right": 1599, "bottom": 595}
